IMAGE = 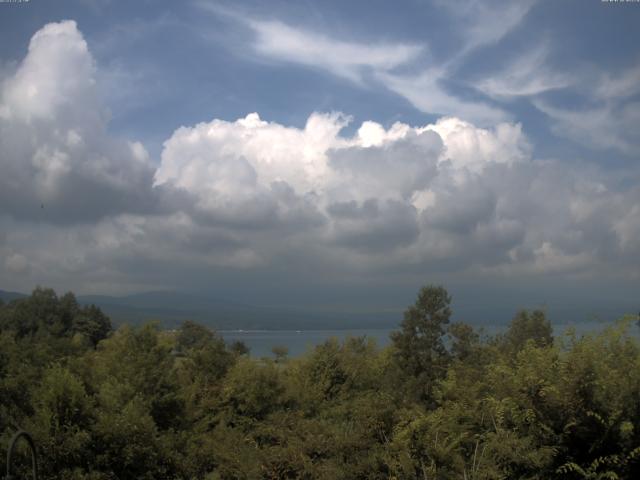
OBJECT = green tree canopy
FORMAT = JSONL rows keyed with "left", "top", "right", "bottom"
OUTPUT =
{"left": 390, "top": 284, "right": 452, "bottom": 401}
{"left": 504, "top": 309, "right": 553, "bottom": 353}
{"left": 2, "top": 286, "right": 639, "bottom": 479}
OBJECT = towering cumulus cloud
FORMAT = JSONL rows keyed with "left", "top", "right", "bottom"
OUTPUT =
{"left": 1, "top": 21, "right": 638, "bottom": 294}
{"left": 0, "top": 21, "right": 157, "bottom": 224}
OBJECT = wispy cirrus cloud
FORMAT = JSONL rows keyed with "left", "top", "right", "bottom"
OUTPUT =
{"left": 373, "top": 0, "right": 539, "bottom": 124}
{"left": 378, "top": 68, "right": 507, "bottom": 125}
{"left": 534, "top": 98, "right": 640, "bottom": 155}
{"left": 436, "top": 0, "right": 538, "bottom": 57}
{"left": 196, "top": 3, "right": 512, "bottom": 125}
{"left": 530, "top": 62, "right": 640, "bottom": 155}
{"left": 593, "top": 64, "right": 640, "bottom": 101}
{"left": 248, "top": 19, "right": 423, "bottom": 84}
{"left": 475, "top": 44, "right": 572, "bottom": 99}
{"left": 195, "top": 1, "right": 424, "bottom": 85}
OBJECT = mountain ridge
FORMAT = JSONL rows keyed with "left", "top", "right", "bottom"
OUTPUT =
{"left": 1, "top": 288, "right": 398, "bottom": 330}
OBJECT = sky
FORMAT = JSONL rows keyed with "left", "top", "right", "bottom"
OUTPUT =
{"left": 0, "top": 0, "right": 639, "bottom": 322}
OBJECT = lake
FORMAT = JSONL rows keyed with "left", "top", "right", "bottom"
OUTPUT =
{"left": 220, "top": 320, "right": 636, "bottom": 358}
{"left": 220, "top": 328, "right": 395, "bottom": 357}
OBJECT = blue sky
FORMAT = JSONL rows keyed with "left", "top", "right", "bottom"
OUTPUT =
{"left": 2, "top": 0, "right": 638, "bottom": 161}
{"left": 0, "top": 0, "right": 639, "bottom": 321}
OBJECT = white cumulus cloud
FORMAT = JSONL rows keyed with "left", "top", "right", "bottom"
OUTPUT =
{"left": 0, "top": 20, "right": 158, "bottom": 224}
{"left": 1, "top": 20, "right": 639, "bottom": 296}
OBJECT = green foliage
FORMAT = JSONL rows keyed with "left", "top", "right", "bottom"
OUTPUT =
{"left": 72, "top": 305, "right": 112, "bottom": 347}
{"left": 177, "top": 320, "right": 217, "bottom": 351}
{"left": 221, "top": 357, "right": 286, "bottom": 421}
{"left": 448, "top": 321, "right": 480, "bottom": 361}
{"left": 390, "top": 285, "right": 452, "bottom": 402}
{"left": 228, "top": 339, "right": 250, "bottom": 356}
{"left": 503, "top": 309, "right": 553, "bottom": 354}
{"left": 27, "top": 366, "right": 94, "bottom": 476}
{"left": 1, "top": 287, "right": 639, "bottom": 479}
{"left": 271, "top": 345, "right": 289, "bottom": 362}
{"left": 0, "top": 287, "right": 111, "bottom": 346}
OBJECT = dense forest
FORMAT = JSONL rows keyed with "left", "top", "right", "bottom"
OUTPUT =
{"left": 1, "top": 286, "right": 639, "bottom": 479}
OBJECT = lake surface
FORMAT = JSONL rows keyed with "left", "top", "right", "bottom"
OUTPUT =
{"left": 220, "top": 328, "right": 395, "bottom": 357}
{"left": 220, "top": 320, "right": 636, "bottom": 358}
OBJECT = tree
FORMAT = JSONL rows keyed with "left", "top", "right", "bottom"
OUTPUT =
{"left": 26, "top": 365, "right": 94, "bottom": 477}
{"left": 72, "top": 304, "right": 112, "bottom": 347}
{"left": 390, "top": 284, "right": 452, "bottom": 401}
{"left": 503, "top": 309, "right": 553, "bottom": 354}
{"left": 0, "top": 287, "right": 61, "bottom": 337}
{"left": 448, "top": 321, "right": 479, "bottom": 361}
{"left": 221, "top": 357, "right": 286, "bottom": 421}
{"left": 0, "top": 288, "right": 111, "bottom": 345}
{"left": 177, "top": 320, "right": 216, "bottom": 351}
{"left": 272, "top": 345, "right": 289, "bottom": 363}
{"left": 228, "top": 340, "right": 249, "bottom": 356}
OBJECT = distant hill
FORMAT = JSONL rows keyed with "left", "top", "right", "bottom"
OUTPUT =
{"left": 0, "top": 289, "right": 27, "bottom": 303}
{"left": 0, "top": 288, "right": 398, "bottom": 330}
{"left": 2, "top": 287, "right": 636, "bottom": 331}
{"left": 74, "top": 291, "right": 399, "bottom": 330}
